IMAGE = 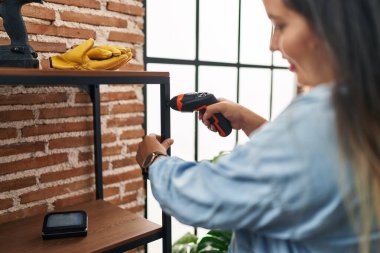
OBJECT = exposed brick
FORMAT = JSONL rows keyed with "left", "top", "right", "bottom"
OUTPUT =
{"left": 0, "top": 142, "right": 45, "bottom": 157}
{"left": 0, "top": 39, "right": 67, "bottom": 53}
{"left": 22, "top": 121, "right": 93, "bottom": 137}
{"left": 40, "top": 165, "right": 93, "bottom": 183}
{"left": 78, "top": 152, "right": 92, "bottom": 162}
{"left": 0, "top": 128, "right": 17, "bottom": 140}
{"left": 124, "top": 180, "right": 143, "bottom": 193}
{"left": 0, "top": 20, "right": 96, "bottom": 39}
{"left": 49, "top": 135, "right": 92, "bottom": 149}
{"left": 104, "top": 186, "right": 119, "bottom": 198}
{"left": 0, "top": 92, "right": 67, "bottom": 105}
{"left": 0, "top": 110, "right": 34, "bottom": 122}
{"left": 0, "top": 204, "right": 47, "bottom": 225}
{"left": 102, "top": 133, "right": 117, "bottom": 143}
{"left": 111, "top": 103, "right": 144, "bottom": 114}
{"left": 111, "top": 157, "right": 137, "bottom": 169}
{"left": 102, "top": 161, "right": 109, "bottom": 171}
{"left": 30, "top": 41, "right": 67, "bottom": 53}
{"left": 20, "top": 178, "right": 93, "bottom": 203}
{"left": 109, "top": 192, "right": 137, "bottom": 206}
{"left": 0, "top": 176, "right": 36, "bottom": 192}
{"left": 60, "top": 11, "right": 128, "bottom": 28}
{"left": 40, "top": 58, "right": 52, "bottom": 70}
{"left": 22, "top": 5, "right": 55, "bottom": 21}
{"left": 107, "top": 116, "right": 144, "bottom": 128}
{"left": 120, "top": 129, "right": 145, "bottom": 140}
{"left": 0, "top": 199, "right": 13, "bottom": 210}
{"left": 54, "top": 191, "right": 95, "bottom": 209}
{"left": 108, "top": 31, "right": 144, "bottom": 44}
{"left": 49, "top": 133, "right": 116, "bottom": 149}
{"left": 103, "top": 169, "right": 141, "bottom": 185}
{"left": 39, "top": 107, "right": 89, "bottom": 119}
{"left": 75, "top": 92, "right": 137, "bottom": 104}
{"left": 45, "top": 0, "right": 101, "bottom": 9}
{"left": 107, "top": 2, "right": 145, "bottom": 16}
{"left": 0, "top": 153, "right": 68, "bottom": 176}
{"left": 102, "top": 91, "right": 137, "bottom": 102}
{"left": 74, "top": 92, "right": 91, "bottom": 103}
{"left": 102, "top": 145, "right": 122, "bottom": 157}
{"left": 39, "top": 106, "right": 108, "bottom": 119}
{"left": 127, "top": 143, "right": 139, "bottom": 153}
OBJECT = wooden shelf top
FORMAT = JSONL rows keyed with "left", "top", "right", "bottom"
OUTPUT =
{"left": 0, "top": 68, "right": 170, "bottom": 85}
{"left": 0, "top": 200, "right": 162, "bottom": 253}
{"left": 0, "top": 68, "right": 169, "bottom": 78}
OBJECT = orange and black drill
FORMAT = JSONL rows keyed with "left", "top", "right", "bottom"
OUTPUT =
{"left": 169, "top": 92, "right": 232, "bottom": 137}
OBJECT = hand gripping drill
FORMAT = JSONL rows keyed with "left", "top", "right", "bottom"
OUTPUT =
{"left": 169, "top": 92, "right": 232, "bottom": 137}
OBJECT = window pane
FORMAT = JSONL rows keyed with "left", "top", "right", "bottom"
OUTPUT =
{"left": 238, "top": 68, "right": 271, "bottom": 144}
{"left": 271, "top": 69, "right": 296, "bottom": 119}
{"left": 240, "top": 0, "right": 272, "bottom": 65}
{"left": 198, "top": 66, "right": 237, "bottom": 160}
{"left": 199, "top": 0, "right": 239, "bottom": 63}
{"left": 147, "top": 0, "right": 196, "bottom": 60}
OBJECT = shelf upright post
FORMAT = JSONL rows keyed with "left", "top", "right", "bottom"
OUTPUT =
{"left": 160, "top": 81, "right": 172, "bottom": 253}
{"left": 89, "top": 84, "right": 104, "bottom": 200}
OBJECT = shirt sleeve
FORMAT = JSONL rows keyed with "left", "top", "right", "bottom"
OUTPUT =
{"left": 149, "top": 88, "right": 346, "bottom": 240}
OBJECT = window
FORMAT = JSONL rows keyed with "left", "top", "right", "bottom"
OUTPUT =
{"left": 144, "top": 0, "right": 296, "bottom": 251}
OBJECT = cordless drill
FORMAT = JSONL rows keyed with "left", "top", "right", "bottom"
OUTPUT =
{"left": 169, "top": 92, "right": 232, "bottom": 137}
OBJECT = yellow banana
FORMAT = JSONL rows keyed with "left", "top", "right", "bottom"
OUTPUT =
{"left": 96, "top": 45, "right": 122, "bottom": 56}
{"left": 50, "top": 38, "right": 95, "bottom": 69}
{"left": 86, "top": 54, "right": 130, "bottom": 70}
{"left": 87, "top": 48, "right": 113, "bottom": 60}
{"left": 50, "top": 38, "right": 133, "bottom": 70}
{"left": 114, "top": 46, "right": 132, "bottom": 55}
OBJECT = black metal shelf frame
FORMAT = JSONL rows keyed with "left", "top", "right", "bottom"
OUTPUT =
{"left": 0, "top": 71, "right": 172, "bottom": 253}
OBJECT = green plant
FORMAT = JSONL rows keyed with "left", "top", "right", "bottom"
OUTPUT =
{"left": 172, "top": 230, "right": 232, "bottom": 253}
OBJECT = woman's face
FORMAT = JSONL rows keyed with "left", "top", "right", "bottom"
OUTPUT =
{"left": 263, "top": 0, "right": 335, "bottom": 86}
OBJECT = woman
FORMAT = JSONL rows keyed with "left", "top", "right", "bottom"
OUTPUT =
{"left": 137, "top": 0, "right": 380, "bottom": 252}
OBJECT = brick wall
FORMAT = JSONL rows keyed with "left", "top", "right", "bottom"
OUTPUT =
{"left": 0, "top": 0, "right": 146, "bottom": 241}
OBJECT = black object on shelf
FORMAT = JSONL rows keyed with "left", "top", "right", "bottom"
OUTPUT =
{"left": 42, "top": 210, "right": 88, "bottom": 240}
{"left": 0, "top": 0, "right": 42, "bottom": 68}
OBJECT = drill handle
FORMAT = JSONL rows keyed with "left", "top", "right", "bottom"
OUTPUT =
{"left": 207, "top": 112, "right": 233, "bottom": 137}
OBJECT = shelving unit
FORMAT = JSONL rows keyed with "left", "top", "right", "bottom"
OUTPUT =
{"left": 0, "top": 68, "right": 172, "bottom": 253}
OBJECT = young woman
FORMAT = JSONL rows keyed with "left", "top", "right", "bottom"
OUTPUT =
{"left": 137, "top": 0, "right": 380, "bottom": 252}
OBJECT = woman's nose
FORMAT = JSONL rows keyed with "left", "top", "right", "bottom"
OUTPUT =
{"left": 270, "top": 31, "right": 279, "bottom": 52}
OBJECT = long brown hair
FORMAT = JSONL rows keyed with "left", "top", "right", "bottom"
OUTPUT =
{"left": 284, "top": 0, "right": 380, "bottom": 252}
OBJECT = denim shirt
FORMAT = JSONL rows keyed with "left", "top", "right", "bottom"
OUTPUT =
{"left": 149, "top": 85, "right": 380, "bottom": 252}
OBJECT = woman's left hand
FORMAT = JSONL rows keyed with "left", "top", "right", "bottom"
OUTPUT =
{"left": 136, "top": 134, "right": 174, "bottom": 167}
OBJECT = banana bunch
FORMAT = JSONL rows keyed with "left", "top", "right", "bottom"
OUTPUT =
{"left": 50, "top": 38, "right": 133, "bottom": 70}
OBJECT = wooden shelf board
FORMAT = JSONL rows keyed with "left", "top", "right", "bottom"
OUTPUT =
{"left": 0, "top": 200, "right": 162, "bottom": 253}
{"left": 0, "top": 68, "right": 169, "bottom": 78}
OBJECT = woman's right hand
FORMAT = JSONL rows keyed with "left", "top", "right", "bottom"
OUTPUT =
{"left": 200, "top": 99, "right": 267, "bottom": 136}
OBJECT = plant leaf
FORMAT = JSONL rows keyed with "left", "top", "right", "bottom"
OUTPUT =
{"left": 197, "top": 235, "right": 229, "bottom": 252}
{"left": 207, "top": 230, "right": 232, "bottom": 243}
{"left": 173, "top": 232, "right": 198, "bottom": 245}
{"left": 172, "top": 232, "right": 198, "bottom": 253}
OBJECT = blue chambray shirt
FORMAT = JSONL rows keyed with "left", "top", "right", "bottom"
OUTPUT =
{"left": 149, "top": 85, "right": 380, "bottom": 252}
